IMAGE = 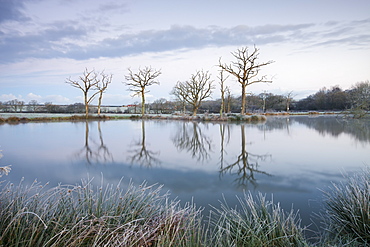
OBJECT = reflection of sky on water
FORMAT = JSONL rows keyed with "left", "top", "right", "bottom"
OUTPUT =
{"left": 1, "top": 116, "right": 369, "bottom": 228}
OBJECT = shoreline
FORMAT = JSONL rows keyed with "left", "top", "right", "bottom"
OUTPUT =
{"left": 0, "top": 111, "right": 357, "bottom": 124}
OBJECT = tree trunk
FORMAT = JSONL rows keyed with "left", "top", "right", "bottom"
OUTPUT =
{"left": 97, "top": 93, "right": 103, "bottom": 116}
{"left": 241, "top": 84, "right": 246, "bottom": 115}
{"left": 192, "top": 106, "right": 198, "bottom": 116}
{"left": 84, "top": 92, "right": 89, "bottom": 118}
{"left": 141, "top": 89, "right": 145, "bottom": 116}
{"left": 220, "top": 92, "right": 224, "bottom": 117}
{"left": 227, "top": 94, "right": 231, "bottom": 113}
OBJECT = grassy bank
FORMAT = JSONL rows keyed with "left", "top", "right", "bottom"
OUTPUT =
{"left": 0, "top": 114, "right": 133, "bottom": 124}
{"left": 0, "top": 113, "right": 268, "bottom": 124}
{"left": 0, "top": 167, "right": 369, "bottom": 246}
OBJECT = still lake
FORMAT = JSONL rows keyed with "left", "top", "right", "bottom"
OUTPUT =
{"left": 1, "top": 115, "right": 369, "bottom": 229}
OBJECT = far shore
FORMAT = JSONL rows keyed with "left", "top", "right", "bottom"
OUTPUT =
{"left": 0, "top": 111, "right": 360, "bottom": 124}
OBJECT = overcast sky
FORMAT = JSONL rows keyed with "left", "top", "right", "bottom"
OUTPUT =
{"left": 0, "top": 0, "right": 369, "bottom": 105}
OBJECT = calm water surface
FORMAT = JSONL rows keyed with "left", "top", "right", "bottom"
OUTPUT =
{"left": 1, "top": 115, "right": 369, "bottom": 229}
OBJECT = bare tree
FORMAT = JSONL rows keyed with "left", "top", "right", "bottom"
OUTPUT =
{"left": 124, "top": 66, "right": 161, "bottom": 116}
{"left": 348, "top": 80, "right": 370, "bottom": 118}
{"left": 44, "top": 102, "right": 60, "bottom": 113}
{"left": 171, "top": 81, "right": 189, "bottom": 114}
{"left": 285, "top": 91, "right": 294, "bottom": 112}
{"left": 27, "top": 100, "right": 39, "bottom": 112}
{"left": 96, "top": 71, "right": 113, "bottom": 116}
{"left": 218, "top": 70, "right": 229, "bottom": 117}
{"left": 174, "top": 70, "right": 214, "bottom": 116}
{"left": 219, "top": 46, "right": 274, "bottom": 115}
{"left": 152, "top": 98, "right": 168, "bottom": 114}
{"left": 6, "top": 99, "right": 24, "bottom": 112}
{"left": 66, "top": 68, "right": 100, "bottom": 118}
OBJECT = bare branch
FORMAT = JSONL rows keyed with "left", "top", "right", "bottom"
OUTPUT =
{"left": 124, "top": 66, "right": 161, "bottom": 116}
{"left": 219, "top": 46, "right": 274, "bottom": 114}
{"left": 173, "top": 70, "right": 214, "bottom": 116}
{"left": 65, "top": 68, "right": 101, "bottom": 118}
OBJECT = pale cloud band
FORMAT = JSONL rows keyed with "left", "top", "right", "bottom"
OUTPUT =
{"left": 1, "top": 2, "right": 369, "bottom": 64}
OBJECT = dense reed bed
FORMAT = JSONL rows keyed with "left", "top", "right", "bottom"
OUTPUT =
{"left": 0, "top": 167, "right": 368, "bottom": 246}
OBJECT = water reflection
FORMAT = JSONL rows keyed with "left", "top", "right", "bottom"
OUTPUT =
{"left": 71, "top": 116, "right": 369, "bottom": 189}
{"left": 1, "top": 116, "right": 369, "bottom": 231}
{"left": 76, "top": 121, "right": 113, "bottom": 164}
{"left": 293, "top": 116, "right": 370, "bottom": 143}
{"left": 259, "top": 116, "right": 370, "bottom": 143}
{"left": 127, "top": 120, "right": 161, "bottom": 167}
{"left": 219, "top": 124, "right": 271, "bottom": 188}
{"left": 258, "top": 117, "right": 292, "bottom": 133}
{"left": 218, "top": 123, "right": 231, "bottom": 169}
{"left": 171, "top": 122, "right": 212, "bottom": 162}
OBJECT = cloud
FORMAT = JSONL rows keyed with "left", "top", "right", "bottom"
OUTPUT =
{"left": 1, "top": 17, "right": 369, "bottom": 64}
{"left": 98, "top": 2, "right": 129, "bottom": 13}
{"left": 26, "top": 93, "right": 43, "bottom": 101}
{"left": 0, "top": 0, "right": 30, "bottom": 23}
{"left": 0, "top": 23, "right": 314, "bottom": 63}
{"left": 0, "top": 20, "right": 91, "bottom": 63}
{"left": 43, "top": 94, "right": 71, "bottom": 104}
{"left": 303, "top": 18, "right": 370, "bottom": 49}
{"left": 0, "top": 93, "right": 23, "bottom": 102}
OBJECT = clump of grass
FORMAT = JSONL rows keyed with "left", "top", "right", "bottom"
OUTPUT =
{"left": 227, "top": 114, "right": 266, "bottom": 122}
{"left": 250, "top": 115, "right": 267, "bottom": 122}
{"left": 0, "top": 179, "right": 204, "bottom": 246}
{"left": 320, "top": 167, "right": 370, "bottom": 245}
{"left": 207, "top": 192, "right": 309, "bottom": 247}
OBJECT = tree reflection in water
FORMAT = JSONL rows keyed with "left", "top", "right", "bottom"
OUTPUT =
{"left": 171, "top": 121, "right": 212, "bottom": 162}
{"left": 76, "top": 121, "right": 113, "bottom": 164}
{"left": 127, "top": 120, "right": 161, "bottom": 167}
{"left": 75, "top": 119, "right": 272, "bottom": 187}
{"left": 220, "top": 124, "right": 271, "bottom": 188}
{"left": 218, "top": 123, "right": 231, "bottom": 170}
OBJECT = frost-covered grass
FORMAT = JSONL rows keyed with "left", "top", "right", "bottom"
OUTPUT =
{"left": 207, "top": 193, "right": 310, "bottom": 247}
{"left": 0, "top": 113, "right": 75, "bottom": 118}
{"left": 0, "top": 179, "right": 205, "bottom": 246}
{"left": 0, "top": 113, "right": 269, "bottom": 123}
{"left": 0, "top": 114, "right": 126, "bottom": 124}
{"left": 1, "top": 148, "right": 368, "bottom": 246}
{"left": 319, "top": 167, "right": 370, "bottom": 246}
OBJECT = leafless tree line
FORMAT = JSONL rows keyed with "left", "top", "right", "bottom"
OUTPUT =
{"left": 63, "top": 46, "right": 274, "bottom": 118}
